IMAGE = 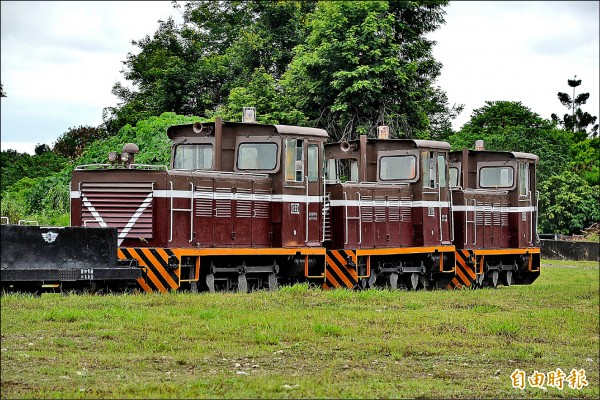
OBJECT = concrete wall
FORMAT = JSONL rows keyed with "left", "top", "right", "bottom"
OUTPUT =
{"left": 540, "top": 240, "right": 599, "bottom": 261}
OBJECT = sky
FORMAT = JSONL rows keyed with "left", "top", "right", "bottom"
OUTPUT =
{"left": 1, "top": 1, "right": 599, "bottom": 155}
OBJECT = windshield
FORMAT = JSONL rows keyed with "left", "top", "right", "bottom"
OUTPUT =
{"left": 479, "top": 166, "right": 514, "bottom": 188}
{"left": 173, "top": 144, "right": 213, "bottom": 170}
{"left": 379, "top": 155, "right": 416, "bottom": 180}
{"left": 237, "top": 142, "right": 278, "bottom": 170}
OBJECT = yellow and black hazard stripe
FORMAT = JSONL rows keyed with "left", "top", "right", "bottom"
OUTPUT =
{"left": 322, "top": 250, "right": 358, "bottom": 289}
{"left": 447, "top": 249, "right": 477, "bottom": 289}
{"left": 118, "top": 248, "right": 180, "bottom": 293}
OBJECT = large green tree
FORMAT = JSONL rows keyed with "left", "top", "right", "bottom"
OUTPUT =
{"left": 282, "top": 0, "right": 459, "bottom": 141}
{"left": 52, "top": 125, "right": 110, "bottom": 160}
{"left": 104, "top": 1, "right": 314, "bottom": 134}
{"left": 449, "top": 100, "right": 599, "bottom": 234}
{"left": 538, "top": 171, "right": 600, "bottom": 235}
{"left": 449, "top": 101, "right": 574, "bottom": 184}
{"left": 103, "top": 1, "right": 459, "bottom": 140}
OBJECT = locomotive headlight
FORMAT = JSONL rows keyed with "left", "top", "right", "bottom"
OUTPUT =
{"left": 108, "top": 151, "right": 118, "bottom": 163}
{"left": 120, "top": 151, "right": 130, "bottom": 162}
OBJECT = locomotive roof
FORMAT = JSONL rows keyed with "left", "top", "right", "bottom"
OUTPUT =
{"left": 328, "top": 138, "right": 451, "bottom": 150}
{"left": 167, "top": 121, "right": 328, "bottom": 139}
{"left": 450, "top": 149, "right": 539, "bottom": 162}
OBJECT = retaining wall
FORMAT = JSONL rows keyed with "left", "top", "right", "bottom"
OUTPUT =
{"left": 540, "top": 240, "right": 599, "bottom": 261}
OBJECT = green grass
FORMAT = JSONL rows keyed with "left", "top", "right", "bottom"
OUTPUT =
{"left": 1, "top": 260, "right": 598, "bottom": 398}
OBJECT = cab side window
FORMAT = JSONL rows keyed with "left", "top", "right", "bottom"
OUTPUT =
{"left": 285, "top": 139, "right": 304, "bottom": 182}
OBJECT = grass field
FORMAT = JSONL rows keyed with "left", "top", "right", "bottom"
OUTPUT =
{"left": 1, "top": 259, "right": 598, "bottom": 399}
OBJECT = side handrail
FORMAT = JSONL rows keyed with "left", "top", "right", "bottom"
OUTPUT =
{"left": 305, "top": 175, "right": 309, "bottom": 243}
{"left": 438, "top": 179, "right": 443, "bottom": 242}
{"left": 357, "top": 192, "right": 362, "bottom": 245}
{"left": 75, "top": 164, "right": 111, "bottom": 170}
{"left": 344, "top": 192, "right": 349, "bottom": 245}
{"left": 535, "top": 190, "right": 540, "bottom": 243}
{"left": 128, "top": 164, "right": 168, "bottom": 170}
{"left": 449, "top": 185, "right": 454, "bottom": 242}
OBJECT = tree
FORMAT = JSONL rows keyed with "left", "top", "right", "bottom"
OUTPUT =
{"left": 551, "top": 76, "right": 598, "bottom": 137}
{"left": 103, "top": 1, "right": 314, "bottom": 134}
{"left": 538, "top": 171, "right": 600, "bottom": 235}
{"left": 208, "top": 67, "right": 307, "bottom": 125}
{"left": 1, "top": 149, "right": 67, "bottom": 196}
{"left": 449, "top": 101, "right": 574, "bottom": 184}
{"left": 1, "top": 81, "right": 6, "bottom": 97}
{"left": 282, "top": 0, "right": 458, "bottom": 141}
{"left": 53, "top": 125, "right": 110, "bottom": 160}
{"left": 34, "top": 144, "right": 51, "bottom": 155}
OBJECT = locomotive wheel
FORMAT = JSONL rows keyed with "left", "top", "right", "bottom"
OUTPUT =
{"left": 238, "top": 274, "right": 248, "bottom": 293}
{"left": 490, "top": 270, "right": 499, "bottom": 288}
{"left": 366, "top": 270, "right": 377, "bottom": 289}
{"left": 267, "top": 273, "right": 278, "bottom": 291}
{"left": 206, "top": 273, "right": 216, "bottom": 293}
{"left": 419, "top": 274, "right": 431, "bottom": 290}
{"left": 476, "top": 273, "right": 485, "bottom": 288}
{"left": 410, "top": 273, "right": 419, "bottom": 291}
{"left": 502, "top": 270, "right": 513, "bottom": 287}
{"left": 388, "top": 272, "right": 399, "bottom": 289}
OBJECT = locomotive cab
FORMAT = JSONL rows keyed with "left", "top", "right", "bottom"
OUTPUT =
{"left": 448, "top": 147, "right": 540, "bottom": 288}
{"left": 72, "top": 117, "right": 329, "bottom": 292}
{"left": 323, "top": 134, "right": 456, "bottom": 290}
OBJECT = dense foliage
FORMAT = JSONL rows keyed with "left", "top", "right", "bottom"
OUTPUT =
{"left": 450, "top": 101, "right": 599, "bottom": 234}
{"left": 1, "top": 113, "right": 201, "bottom": 226}
{"left": 1, "top": 3, "right": 598, "bottom": 235}
{"left": 53, "top": 125, "right": 111, "bottom": 160}
{"left": 103, "top": 0, "right": 460, "bottom": 141}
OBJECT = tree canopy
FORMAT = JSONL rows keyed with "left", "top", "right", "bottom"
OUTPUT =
{"left": 103, "top": 0, "right": 461, "bottom": 141}
{"left": 450, "top": 100, "right": 599, "bottom": 234}
{"left": 551, "top": 76, "right": 599, "bottom": 137}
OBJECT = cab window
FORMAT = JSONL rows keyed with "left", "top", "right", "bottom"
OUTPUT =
{"left": 421, "top": 151, "right": 436, "bottom": 188}
{"left": 479, "top": 166, "right": 514, "bottom": 188}
{"left": 285, "top": 139, "right": 304, "bottom": 181}
{"left": 379, "top": 156, "right": 416, "bottom": 180}
{"left": 449, "top": 167, "right": 459, "bottom": 187}
{"left": 307, "top": 145, "right": 319, "bottom": 182}
{"left": 519, "top": 162, "right": 529, "bottom": 195}
{"left": 237, "top": 143, "right": 278, "bottom": 170}
{"left": 173, "top": 144, "right": 213, "bottom": 170}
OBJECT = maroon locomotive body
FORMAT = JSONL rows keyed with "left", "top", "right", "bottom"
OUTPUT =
{"left": 67, "top": 117, "right": 540, "bottom": 293}
{"left": 71, "top": 118, "right": 329, "bottom": 292}
{"left": 323, "top": 135, "right": 455, "bottom": 290}
{"left": 448, "top": 148, "right": 540, "bottom": 288}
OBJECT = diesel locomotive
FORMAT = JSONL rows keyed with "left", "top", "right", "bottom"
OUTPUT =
{"left": 0, "top": 117, "right": 540, "bottom": 293}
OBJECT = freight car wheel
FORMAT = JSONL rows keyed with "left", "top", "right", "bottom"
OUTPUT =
{"left": 267, "top": 273, "right": 278, "bottom": 291}
{"left": 502, "top": 270, "right": 513, "bottom": 287}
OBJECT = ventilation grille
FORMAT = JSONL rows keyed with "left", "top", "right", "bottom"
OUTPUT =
{"left": 80, "top": 182, "right": 153, "bottom": 239}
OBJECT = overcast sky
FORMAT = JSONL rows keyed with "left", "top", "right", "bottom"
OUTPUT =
{"left": 1, "top": 1, "right": 599, "bottom": 154}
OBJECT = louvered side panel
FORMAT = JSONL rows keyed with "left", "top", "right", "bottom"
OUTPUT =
{"left": 80, "top": 182, "right": 154, "bottom": 239}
